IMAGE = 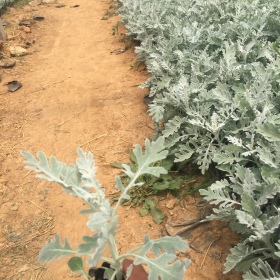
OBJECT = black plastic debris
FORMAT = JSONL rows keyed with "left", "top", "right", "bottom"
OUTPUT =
{"left": 70, "top": 4, "right": 80, "bottom": 8}
{"left": 24, "top": 40, "right": 34, "bottom": 46}
{"left": 89, "top": 262, "right": 111, "bottom": 280}
{"left": 88, "top": 262, "right": 124, "bottom": 280}
{"left": 33, "top": 15, "right": 45, "bottom": 21}
{"left": 19, "top": 21, "right": 31, "bottom": 27}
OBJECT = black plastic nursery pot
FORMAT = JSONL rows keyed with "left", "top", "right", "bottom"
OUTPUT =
{"left": 88, "top": 262, "right": 125, "bottom": 280}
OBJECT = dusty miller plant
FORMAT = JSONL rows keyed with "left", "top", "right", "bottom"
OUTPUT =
{"left": 118, "top": 0, "right": 280, "bottom": 173}
{"left": 21, "top": 137, "right": 190, "bottom": 280}
{"left": 117, "top": 0, "right": 280, "bottom": 278}
{"left": 0, "top": 0, "right": 16, "bottom": 10}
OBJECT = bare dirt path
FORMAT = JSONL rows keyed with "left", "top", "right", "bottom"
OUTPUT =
{"left": 0, "top": 1, "right": 241, "bottom": 279}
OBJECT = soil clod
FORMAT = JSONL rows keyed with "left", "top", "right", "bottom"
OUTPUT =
{"left": 110, "top": 47, "right": 126, "bottom": 55}
{"left": 0, "top": 60, "right": 16, "bottom": 68}
{"left": 143, "top": 94, "right": 154, "bottom": 105}
{"left": 56, "top": 4, "right": 66, "bottom": 8}
{"left": 2, "top": 20, "right": 9, "bottom": 26}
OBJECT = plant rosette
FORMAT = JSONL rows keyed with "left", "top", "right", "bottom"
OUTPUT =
{"left": 21, "top": 137, "right": 191, "bottom": 280}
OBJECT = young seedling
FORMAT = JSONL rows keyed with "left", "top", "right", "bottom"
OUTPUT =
{"left": 21, "top": 137, "right": 190, "bottom": 280}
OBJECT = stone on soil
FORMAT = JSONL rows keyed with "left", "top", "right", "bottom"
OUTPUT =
{"left": 9, "top": 46, "right": 28, "bottom": 56}
{"left": 29, "top": 0, "right": 42, "bottom": 6}
{"left": 42, "top": 0, "right": 57, "bottom": 3}
{"left": 0, "top": 60, "right": 16, "bottom": 68}
{"left": 22, "top": 26, "right": 31, "bottom": 33}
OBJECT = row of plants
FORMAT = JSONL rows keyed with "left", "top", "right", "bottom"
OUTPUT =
{"left": 0, "top": 0, "right": 16, "bottom": 11}
{"left": 117, "top": 0, "right": 280, "bottom": 278}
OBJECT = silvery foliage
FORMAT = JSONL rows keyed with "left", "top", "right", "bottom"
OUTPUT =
{"left": 0, "top": 0, "right": 15, "bottom": 9}
{"left": 21, "top": 137, "right": 190, "bottom": 280}
{"left": 117, "top": 0, "right": 280, "bottom": 278}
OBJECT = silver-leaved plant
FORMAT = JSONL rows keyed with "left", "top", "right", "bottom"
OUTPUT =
{"left": 21, "top": 137, "right": 190, "bottom": 280}
{"left": 116, "top": 0, "right": 280, "bottom": 278}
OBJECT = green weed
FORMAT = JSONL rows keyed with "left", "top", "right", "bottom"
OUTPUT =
{"left": 111, "top": 150, "right": 215, "bottom": 224}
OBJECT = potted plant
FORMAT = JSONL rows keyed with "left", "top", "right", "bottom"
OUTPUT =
{"left": 21, "top": 137, "right": 190, "bottom": 280}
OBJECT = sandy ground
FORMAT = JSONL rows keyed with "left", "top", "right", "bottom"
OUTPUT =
{"left": 0, "top": 1, "right": 241, "bottom": 279}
